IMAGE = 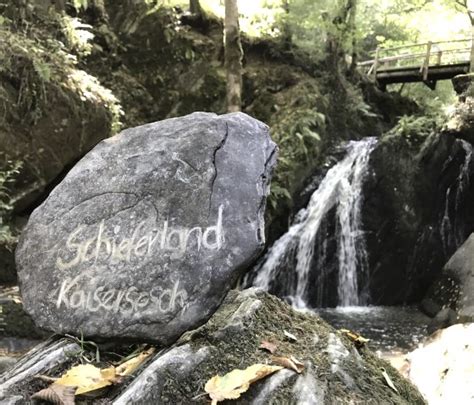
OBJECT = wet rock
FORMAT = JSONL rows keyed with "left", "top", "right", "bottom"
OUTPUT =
{"left": 407, "top": 323, "right": 474, "bottom": 404}
{"left": 420, "top": 297, "right": 441, "bottom": 317}
{"left": 16, "top": 112, "right": 277, "bottom": 343}
{"left": 425, "top": 233, "right": 474, "bottom": 323}
{"left": 1, "top": 289, "right": 426, "bottom": 404}
{"left": 427, "top": 308, "right": 459, "bottom": 334}
{"left": 452, "top": 73, "right": 474, "bottom": 96}
{"left": 0, "top": 27, "right": 119, "bottom": 214}
{"left": 363, "top": 132, "right": 474, "bottom": 305}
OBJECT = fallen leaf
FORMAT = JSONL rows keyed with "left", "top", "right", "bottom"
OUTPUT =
{"left": 381, "top": 368, "right": 399, "bottom": 393}
{"left": 204, "top": 364, "right": 283, "bottom": 404}
{"left": 272, "top": 356, "right": 305, "bottom": 373}
{"left": 340, "top": 329, "right": 370, "bottom": 346}
{"left": 115, "top": 347, "right": 155, "bottom": 377}
{"left": 283, "top": 330, "right": 297, "bottom": 342}
{"left": 259, "top": 340, "right": 278, "bottom": 354}
{"left": 55, "top": 364, "right": 116, "bottom": 395}
{"left": 31, "top": 383, "right": 76, "bottom": 405}
{"left": 46, "top": 348, "right": 155, "bottom": 398}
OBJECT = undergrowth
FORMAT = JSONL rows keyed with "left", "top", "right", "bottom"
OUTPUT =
{"left": 0, "top": 16, "right": 122, "bottom": 131}
{"left": 266, "top": 80, "right": 327, "bottom": 213}
{"left": 384, "top": 113, "right": 443, "bottom": 148}
{"left": 0, "top": 160, "right": 22, "bottom": 248}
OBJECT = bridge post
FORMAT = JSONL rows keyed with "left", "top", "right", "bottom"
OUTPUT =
{"left": 470, "top": 34, "right": 474, "bottom": 72}
{"left": 372, "top": 47, "right": 380, "bottom": 80}
{"left": 421, "top": 41, "right": 432, "bottom": 81}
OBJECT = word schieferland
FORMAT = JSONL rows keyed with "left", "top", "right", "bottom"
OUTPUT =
{"left": 56, "top": 205, "right": 225, "bottom": 270}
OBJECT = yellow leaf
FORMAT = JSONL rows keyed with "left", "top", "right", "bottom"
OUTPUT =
{"left": 205, "top": 364, "right": 283, "bottom": 404}
{"left": 340, "top": 329, "right": 370, "bottom": 346}
{"left": 115, "top": 347, "right": 155, "bottom": 377}
{"left": 55, "top": 364, "right": 115, "bottom": 395}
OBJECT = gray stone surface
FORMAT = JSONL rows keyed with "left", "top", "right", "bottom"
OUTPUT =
{"left": 0, "top": 290, "right": 425, "bottom": 404}
{"left": 16, "top": 112, "right": 277, "bottom": 343}
{"left": 425, "top": 233, "right": 474, "bottom": 323}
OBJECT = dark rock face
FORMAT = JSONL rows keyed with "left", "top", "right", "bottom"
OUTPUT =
{"left": 363, "top": 132, "right": 474, "bottom": 305}
{"left": 452, "top": 73, "right": 474, "bottom": 95}
{"left": 16, "top": 112, "right": 277, "bottom": 343}
{"left": 425, "top": 233, "right": 474, "bottom": 323}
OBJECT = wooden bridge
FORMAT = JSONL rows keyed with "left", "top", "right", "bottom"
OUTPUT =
{"left": 358, "top": 39, "right": 473, "bottom": 90}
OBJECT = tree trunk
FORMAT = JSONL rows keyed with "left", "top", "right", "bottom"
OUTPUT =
{"left": 347, "top": 0, "right": 358, "bottom": 74}
{"left": 282, "top": 0, "right": 292, "bottom": 50}
{"left": 224, "top": 0, "right": 243, "bottom": 112}
{"left": 190, "top": 0, "right": 202, "bottom": 15}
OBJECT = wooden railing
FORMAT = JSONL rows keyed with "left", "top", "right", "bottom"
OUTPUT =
{"left": 358, "top": 39, "right": 472, "bottom": 80}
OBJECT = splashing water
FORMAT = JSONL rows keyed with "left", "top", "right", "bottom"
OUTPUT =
{"left": 252, "top": 138, "right": 377, "bottom": 308}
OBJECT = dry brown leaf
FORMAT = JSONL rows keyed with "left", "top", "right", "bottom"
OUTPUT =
{"left": 340, "top": 329, "right": 370, "bottom": 346}
{"left": 204, "top": 364, "right": 283, "bottom": 405}
{"left": 272, "top": 356, "right": 305, "bottom": 374}
{"left": 381, "top": 368, "right": 399, "bottom": 394}
{"left": 55, "top": 364, "right": 116, "bottom": 395}
{"left": 259, "top": 340, "right": 278, "bottom": 354}
{"left": 31, "top": 383, "right": 76, "bottom": 405}
{"left": 115, "top": 347, "right": 155, "bottom": 377}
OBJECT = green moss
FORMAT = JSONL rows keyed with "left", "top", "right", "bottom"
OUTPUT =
{"left": 163, "top": 290, "right": 425, "bottom": 404}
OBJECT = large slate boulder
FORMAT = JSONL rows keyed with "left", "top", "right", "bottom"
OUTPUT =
{"left": 15, "top": 112, "right": 277, "bottom": 343}
{"left": 425, "top": 233, "right": 474, "bottom": 322}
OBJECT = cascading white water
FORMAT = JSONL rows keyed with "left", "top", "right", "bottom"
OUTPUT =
{"left": 441, "top": 139, "right": 473, "bottom": 252}
{"left": 252, "top": 138, "right": 377, "bottom": 308}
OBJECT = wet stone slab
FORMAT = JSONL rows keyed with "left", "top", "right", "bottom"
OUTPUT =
{"left": 16, "top": 112, "right": 277, "bottom": 343}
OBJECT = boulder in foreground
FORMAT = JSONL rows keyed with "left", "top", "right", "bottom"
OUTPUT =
{"left": 16, "top": 112, "right": 277, "bottom": 343}
{"left": 405, "top": 323, "right": 474, "bottom": 405}
{"left": 0, "top": 289, "right": 425, "bottom": 404}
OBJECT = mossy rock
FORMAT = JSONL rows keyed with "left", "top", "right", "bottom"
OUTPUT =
{"left": 0, "top": 25, "right": 120, "bottom": 213}
{"left": 0, "top": 289, "right": 425, "bottom": 403}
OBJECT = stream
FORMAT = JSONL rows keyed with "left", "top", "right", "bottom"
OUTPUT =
{"left": 316, "top": 306, "right": 430, "bottom": 353}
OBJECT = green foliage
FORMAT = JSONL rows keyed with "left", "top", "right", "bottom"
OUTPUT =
{"left": 61, "top": 15, "right": 94, "bottom": 56}
{"left": 276, "top": 0, "right": 355, "bottom": 61}
{"left": 0, "top": 160, "right": 21, "bottom": 249}
{"left": 267, "top": 80, "right": 328, "bottom": 211}
{"left": 395, "top": 81, "right": 458, "bottom": 115}
{"left": 385, "top": 113, "right": 443, "bottom": 148}
{"left": 71, "top": 0, "right": 90, "bottom": 12}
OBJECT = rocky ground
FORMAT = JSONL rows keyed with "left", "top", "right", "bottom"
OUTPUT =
{"left": 0, "top": 289, "right": 426, "bottom": 404}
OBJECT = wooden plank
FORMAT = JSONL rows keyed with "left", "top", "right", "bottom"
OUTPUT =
{"left": 358, "top": 46, "right": 471, "bottom": 67}
{"left": 376, "top": 62, "right": 470, "bottom": 74}
{"left": 421, "top": 41, "right": 432, "bottom": 81}
{"left": 376, "top": 63, "right": 470, "bottom": 85}
{"left": 369, "top": 38, "right": 470, "bottom": 55}
{"left": 372, "top": 47, "right": 380, "bottom": 80}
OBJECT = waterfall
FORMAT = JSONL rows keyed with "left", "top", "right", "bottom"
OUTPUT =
{"left": 440, "top": 139, "right": 473, "bottom": 253}
{"left": 252, "top": 138, "right": 377, "bottom": 308}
